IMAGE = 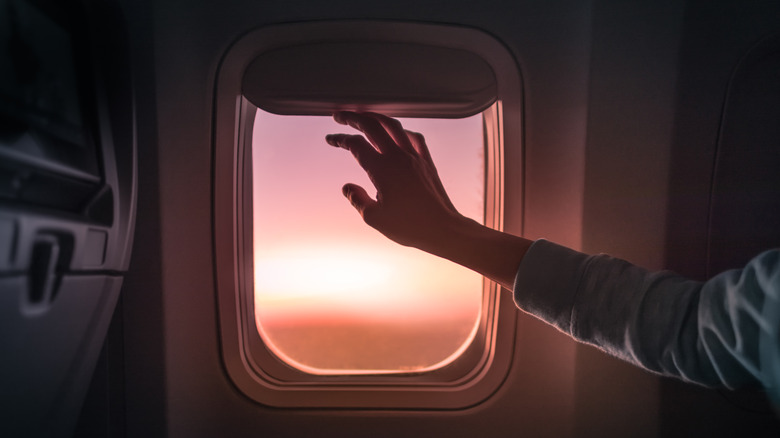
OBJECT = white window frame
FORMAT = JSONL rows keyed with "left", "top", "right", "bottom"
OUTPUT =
{"left": 213, "top": 21, "right": 523, "bottom": 409}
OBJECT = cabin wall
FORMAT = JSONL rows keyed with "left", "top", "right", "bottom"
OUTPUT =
{"left": 661, "top": 1, "right": 780, "bottom": 436}
{"left": 577, "top": 1, "right": 780, "bottom": 437}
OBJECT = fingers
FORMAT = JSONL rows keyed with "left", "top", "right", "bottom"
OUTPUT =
{"left": 407, "top": 130, "right": 433, "bottom": 165}
{"left": 333, "top": 111, "right": 403, "bottom": 156}
{"left": 342, "top": 183, "right": 377, "bottom": 220}
{"left": 363, "top": 112, "right": 416, "bottom": 155}
{"left": 325, "top": 133, "right": 381, "bottom": 170}
{"left": 408, "top": 130, "right": 456, "bottom": 210}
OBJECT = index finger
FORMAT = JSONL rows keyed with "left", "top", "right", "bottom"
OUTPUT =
{"left": 333, "top": 111, "right": 400, "bottom": 156}
{"left": 325, "top": 133, "right": 381, "bottom": 171}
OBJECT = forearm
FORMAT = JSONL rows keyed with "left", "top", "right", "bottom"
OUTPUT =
{"left": 420, "top": 214, "right": 532, "bottom": 291}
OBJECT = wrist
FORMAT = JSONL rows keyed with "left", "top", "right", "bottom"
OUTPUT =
{"left": 415, "top": 212, "right": 479, "bottom": 259}
{"left": 421, "top": 213, "right": 532, "bottom": 290}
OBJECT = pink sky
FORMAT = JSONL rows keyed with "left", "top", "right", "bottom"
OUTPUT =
{"left": 252, "top": 110, "right": 486, "bottom": 373}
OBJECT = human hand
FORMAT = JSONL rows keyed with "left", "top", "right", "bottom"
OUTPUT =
{"left": 325, "top": 111, "right": 465, "bottom": 252}
{"left": 326, "top": 111, "right": 531, "bottom": 290}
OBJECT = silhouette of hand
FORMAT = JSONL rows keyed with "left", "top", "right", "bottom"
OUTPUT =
{"left": 326, "top": 111, "right": 531, "bottom": 290}
{"left": 325, "top": 111, "right": 463, "bottom": 252}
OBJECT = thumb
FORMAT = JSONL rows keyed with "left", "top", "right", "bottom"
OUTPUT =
{"left": 342, "top": 183, "right": 377, "bottom": 218}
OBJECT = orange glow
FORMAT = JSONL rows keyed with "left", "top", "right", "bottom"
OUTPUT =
{"left": 252, "top": 110, "right": 485, "bottom": 374}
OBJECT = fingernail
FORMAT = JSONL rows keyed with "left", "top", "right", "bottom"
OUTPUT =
{"left": 333, "top": 111, "right": 347, "bottom": 124}
{"left": 325, "top": 134, "right": 336, "bottom": 145}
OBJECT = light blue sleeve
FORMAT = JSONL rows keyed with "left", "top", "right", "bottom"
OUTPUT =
{"left": 512, "top": 239, "right": 780, "bottom": 403}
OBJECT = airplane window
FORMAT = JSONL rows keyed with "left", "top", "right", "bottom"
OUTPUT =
{"left": 215, "top": 21, "right": 520, "bottom": 406}
{"left": 252, "top": 109, "right": 485, "bottom": 374}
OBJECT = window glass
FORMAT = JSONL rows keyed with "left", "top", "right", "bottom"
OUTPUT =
{"left": 252, "top": 110, "right": 485, "bottom": 374}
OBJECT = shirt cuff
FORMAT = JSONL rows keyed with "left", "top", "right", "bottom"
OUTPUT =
{"left": 512, "top": 239, "right": 592, "bottom": 334}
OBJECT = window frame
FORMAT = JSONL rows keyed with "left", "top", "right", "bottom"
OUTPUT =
{"left": 213, "top": 21, "right": 523, "bottom": 409}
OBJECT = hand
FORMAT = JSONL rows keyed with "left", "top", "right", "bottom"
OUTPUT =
{"left": 325, "top": 111, "right": 464, "bottom": 252}
{"left": 325, "top": 111, "right": 532, "bottom": 290}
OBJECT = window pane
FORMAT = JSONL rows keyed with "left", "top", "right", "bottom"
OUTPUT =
{"left": 252, "top": 110, "right": 485, "bottom": 374}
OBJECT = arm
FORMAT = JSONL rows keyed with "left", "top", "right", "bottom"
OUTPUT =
{"left": 325, "top": 111, "right": 780, "bottom": 400}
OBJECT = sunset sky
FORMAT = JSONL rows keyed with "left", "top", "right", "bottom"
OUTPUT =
{"left": 252, "top": 110, "right": 486, "bottom": 373}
